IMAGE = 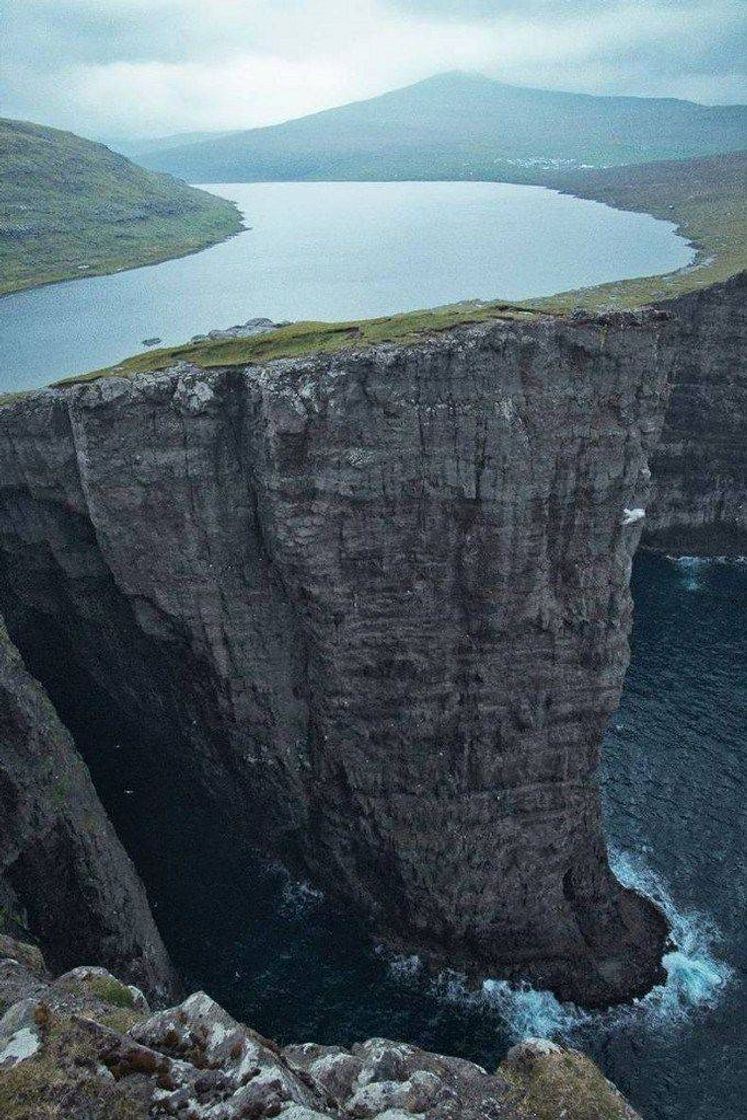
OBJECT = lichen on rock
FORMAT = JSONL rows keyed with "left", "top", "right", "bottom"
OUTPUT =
{"left": 0, "top": 938, "right": 642, "bottom": 1119}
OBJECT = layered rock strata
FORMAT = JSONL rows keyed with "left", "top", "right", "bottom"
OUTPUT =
{"left": 0, "top": 621, "right": 176, "bottom": 998}
{"left": 644, "top": 272, "right": 746, "bottom": 554}
{"left": 0, "top": 303, "right": 687, "bottom": 1006}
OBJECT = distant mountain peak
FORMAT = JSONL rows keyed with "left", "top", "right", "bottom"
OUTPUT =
{"left": 125, "top": 74, "right": 746, "bottom": 184}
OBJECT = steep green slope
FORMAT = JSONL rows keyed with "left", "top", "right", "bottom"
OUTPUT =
{"left": 136, "top": 71, "right": 746, "bottom": 183}
{"left": 0, "top": 118, "right": 242, "bottom": 295}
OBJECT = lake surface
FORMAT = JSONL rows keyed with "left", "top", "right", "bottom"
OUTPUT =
{"left": 0, "top": 180, "right": 693, "bottom": 393}
{"left": 47, "top": 552, "right": 745, "bottom": 1120}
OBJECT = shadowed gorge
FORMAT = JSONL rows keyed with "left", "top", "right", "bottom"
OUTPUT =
{"left": 0, "top": 616, "right": 176, "bottom": 998}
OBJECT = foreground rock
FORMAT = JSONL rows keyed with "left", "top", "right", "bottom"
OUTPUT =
{"left": 0, "top": 621, "right": 176, "bottom": 999}
{"left": 0, "top": 938, "right": 641, "bottom": 1119}
{"left": 190, "top": 317, "right": 280, "bottom": 343}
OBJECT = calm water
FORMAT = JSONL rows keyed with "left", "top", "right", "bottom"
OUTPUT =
{"left": 0, "top": 180, "right": 693, "bottom": 393}
{"left": 49, "top": 552, "right": 745, "bottom": 1120}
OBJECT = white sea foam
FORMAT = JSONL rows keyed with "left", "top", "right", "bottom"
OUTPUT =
{"left": 388, "top": 953, "right": 423, "bottom": 980}
{"left": 666, "top": 555, "right": 746, "bottom": 565}
{"left": 423, "top": 849, "right": 731, "bottom": 1045}
{"left": 481, "top": 979, "right": 587, "bottom": 1041}
{"left": 280, "top": 877, "right": 324, "bottom": 916}
{"left": 609, "top": 849, "right": 732, "bottom": 1024}
{"left": 671, "top": 555, "right": 710, "bottom": 590}
{"left": 668, "top": 554, "right": 746, "bottom": 590}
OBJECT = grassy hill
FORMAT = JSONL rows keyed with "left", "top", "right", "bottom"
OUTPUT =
{"left": 134, "top": 71, "right": 746, "bottom": 183}
{"left": 0, "top": 118, "right": 243, "bottom": 295}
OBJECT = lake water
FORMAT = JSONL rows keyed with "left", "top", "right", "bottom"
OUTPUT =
{"left": 0, "top": 180, "right": 693, "bottom": 393}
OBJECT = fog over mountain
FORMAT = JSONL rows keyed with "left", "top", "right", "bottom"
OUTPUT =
{"left": 124, "top": 72, "right": 746, "bottom": 184}
{"left": 2, "top": 0, "right": 745, "bottom": 140}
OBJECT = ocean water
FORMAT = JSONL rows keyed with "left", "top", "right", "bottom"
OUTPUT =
{"left": 0, "top": 179, "right": 693, "bottom": 393}
{"left": 61, "top": 551, "right": 744, "bottom": 1120}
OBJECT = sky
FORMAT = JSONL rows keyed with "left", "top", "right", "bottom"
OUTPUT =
{"left": 1, "top": 0, "right": 745, "bottom": 140}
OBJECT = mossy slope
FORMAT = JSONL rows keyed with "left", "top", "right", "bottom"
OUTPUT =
{"left": 0, "top": 118, "right": 242, "bottom": 295}
{"left": 528, "top": 150, "right": 746, "bottom": 311}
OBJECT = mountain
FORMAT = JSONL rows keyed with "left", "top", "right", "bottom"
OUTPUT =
{"left": 133, "top": 71, "right": 747, "bottom": 183}
{"left": 0, "top": 118, "right": 242, "bottom": 295}
{"left": 111, "top": 129, "right": 233, "bottom": 159}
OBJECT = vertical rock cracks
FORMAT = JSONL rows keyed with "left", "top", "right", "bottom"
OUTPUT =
{"left": 0, "top": 275, "right": 743, "bottom": 1008}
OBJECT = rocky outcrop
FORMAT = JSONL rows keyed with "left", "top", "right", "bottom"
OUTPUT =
{"left": 189, "top": 316, "right": 280, "bottom": 343}
{"left": 0, "top": 306, "right": 682, "bottom": 1007}
{"left": 0, "top": 621, "right": 176, "bottom": 999}
{"left": 644, "top": 272, "right": 746, "bottom": 554}
{"left": 0, "top": 936, "right": 641, "bottom": 1120}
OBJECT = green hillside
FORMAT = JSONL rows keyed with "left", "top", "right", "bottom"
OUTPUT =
{"left": 530, "top": 150, "right": 747, "bottom": 309}
{"left": 135, "top": 71, "right": 746, "bottom": 183}
{"left": 0, "top": 118, "right": 242, "bottom": 295}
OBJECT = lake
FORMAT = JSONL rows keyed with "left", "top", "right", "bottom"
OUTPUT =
{"left": 0, "top": 180, "right": 693, "bottom": 393}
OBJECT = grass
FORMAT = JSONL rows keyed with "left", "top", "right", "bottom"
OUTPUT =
{"left": 84, "top": 976, "right": 136, "bottom": 1010}
{"left": 525, "top": 150, "right": 746, "bottom": 312}
{"left": 0, "top": 1013, "right": 147, "bottom": 1120}
{"left": 0, "top": 117, "right": 242, "bottom": 296}
{"left": 52, "top": 302, "right": 541, "bottom": 387}
{"left": 500, "top": 1048, "right": 637, "bottom": 1120}
{"left": 2, "top": 149, "right": 744, "bottom": 397}
{"left": 55, "top": 972, "right": 135, "bottom": 1010}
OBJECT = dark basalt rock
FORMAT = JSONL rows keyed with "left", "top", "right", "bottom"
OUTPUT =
{"left": 645, "top": 271, "right": 747, "bottom": 555}
{"left": 0, "top": 620, "right": 176, "bottom": 1000}
{"left": 0, "top": 276, "right": 742, "bottom": 1008}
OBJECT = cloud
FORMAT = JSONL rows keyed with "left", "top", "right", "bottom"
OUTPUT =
{"left": 1, "top": 0, "right": 744, "bottom": 139}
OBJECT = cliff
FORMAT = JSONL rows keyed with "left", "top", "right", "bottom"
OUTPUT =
{"left": 0, "top": 935, "right": 641, "bottom": 1120}
{"left": 0, "top": 304, "right": 684, "bottom": 1007}
{"left": 0, "top": 621, "right": 176, "bottom": 999}
{"left": 644, "top": 271, "right": 746, "bottom": 554}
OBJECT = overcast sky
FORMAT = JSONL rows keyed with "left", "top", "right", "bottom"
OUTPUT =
{"left": 2, "top": 0, "right": 745, "bottom": 140}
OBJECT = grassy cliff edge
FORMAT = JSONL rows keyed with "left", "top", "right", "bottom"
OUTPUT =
{"left": 2, "top": 149, "right": 744, "bottom": 395}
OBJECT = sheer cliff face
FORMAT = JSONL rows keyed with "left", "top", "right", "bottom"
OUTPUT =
{"left": 0, "top": 620, "right": 176, "bottom": 998}
{"left": 645, "top": 272, "right": 746, "bottom": 555}
{"left": 0, "top": 310, "right": 677, "bottom": 1006}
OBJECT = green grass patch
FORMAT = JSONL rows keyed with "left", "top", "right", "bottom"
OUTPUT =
{"left": 0, "top": 117, "right": 242, "bottom": 296}
{"left": 0, "top": 1013, "right": 147, "bottom": 1120}
{"left": 500, "top": 1049, "right": 636, "bottom": 1120}
{"left": 52, "top": 302, "right": 540, "bottom": 387}
{"left": 84, "top": 976, "right": 136, "bottom": 1009}
{"left": 523, "top": 150, "right": 746, "bottom": 312}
